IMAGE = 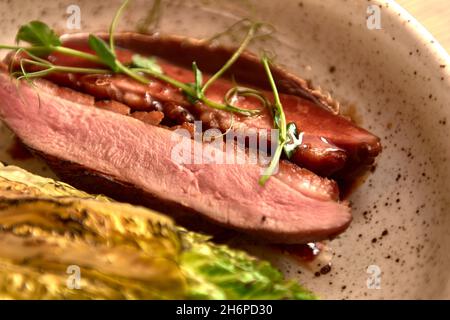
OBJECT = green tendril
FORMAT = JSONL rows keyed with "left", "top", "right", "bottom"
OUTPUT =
{"left": 201, "top": 22, "right": 261, "bottom": 94}
{"left": 0, "top": 0, "right": 294, "bottom": 187}
{"left": 259, "top": 54, "right": 287, "bottom": 186}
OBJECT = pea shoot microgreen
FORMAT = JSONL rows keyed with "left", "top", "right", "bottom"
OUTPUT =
{"left": 0, "top": 0, "right": 302, "bottom": 185}
{"left": 258, "top": 54, "right": 304, "bottom": 185}
{"left": 131, "top": 55, "right": 162, "bottom": 74}
{"left": 1, "top": 0, "right": 263, "bottom": 118}
{"left": 15, "top": 20, "right": 61, "bottom": 48}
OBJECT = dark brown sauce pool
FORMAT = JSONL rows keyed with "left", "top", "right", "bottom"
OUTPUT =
{"left": 275, "top": 242, "right": 333, "bottom": 275}
{"left": 7, "top": 138, "right": 33, "bottom": 160}
{"left": 337, "top": 169, "right": 373, "bottom": 200}
{"left": 276, "top": 243, "right": 321, "bottom": 262}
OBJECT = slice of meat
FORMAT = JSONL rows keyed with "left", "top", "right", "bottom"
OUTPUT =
{"left": 131, "top": 111, "right": 164, "bottom": 126}
{"left": 13, "top": 32, "right": 380, "bottom": 178}
{"left": 95, "top": 100, "right": 131, "bottom": 115}
{"left": 0, "top": 66, "right": 351, "bottom": 244}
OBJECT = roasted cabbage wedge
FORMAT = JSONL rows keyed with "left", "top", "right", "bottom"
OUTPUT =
{"left": 0, "top": 163, "right": 315, "bottom": 300}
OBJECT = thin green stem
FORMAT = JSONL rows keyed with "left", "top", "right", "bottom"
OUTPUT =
{"left": 17, "top": 58, "right": 110, "bottom": 79}
{"left": 262, "top": 55, "right": 286, "bottom": 140}
{"left": 259, "top": 55, "right": 287, "bottom": 186}
{"left": 133, "top": 67, "right": 258, "bottom": 116}
{"left": 225, "top": 86, "right": 270, "bottom": 110}
{"left": 109, "top": 0, "right": 130, "bottom": 55}
{"left": 19, "top": 58, "right": 50, "bottom": 69}
{"left": 201, "top": 23, "right": 260, "bottom": 94}
{"left": 0, "top": 45, "right": 52, "bottom": 55}
{"left": 3, "top": 1, "right": 264, "bottom": 120}
{"left": 18, "top": 58, "right": 51, "bottom": 89}
{"left": 17, "top": 68, "right": 54, "bottom": 80}
{"left": 17, "top": 66, "right": 111, "bottom": 80}
{"left": 131, "top": 67, "right": 194, "bottom": 94}
{"left": 20, "top": 56, "right": 109, "bottom": 74}
{"left": 207, "top": 19, "right": 251, "bottom": 43}
{"left": 52, "top": 66, "right": 111, "bottom": 74}
{"left": 0, "top": 44, "right": 105, "bottom": 65}
{"left": 52, "top": 46, "right": 103, "bottom": 64}
{"left": 21, "top": 49, "right": 52, "bottom": 64}
{"left": 203, "top": 97, "right": 258, "bottom": 116}
{"left": 259, "top": 139, "right": 286, "bottom": 186}
{"left": 0, "top": 44, "right": 30, "bottom": 50}
{"left": 117, "top": 62, "right": 154, "bottom": 84}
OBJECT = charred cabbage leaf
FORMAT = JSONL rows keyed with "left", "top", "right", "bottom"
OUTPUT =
{"left": 0, "top": 163, "right": 316, "bottom": 300}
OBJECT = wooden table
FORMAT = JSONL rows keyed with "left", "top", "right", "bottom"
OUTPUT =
{"left": 397, "top": 0, "right": 450, "bottom": 52}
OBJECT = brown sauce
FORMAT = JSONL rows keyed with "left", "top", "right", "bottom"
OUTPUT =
{"left": 336, "top": 165, "right": 374, "bottom": 200}
{"left": 7, "top": 138, "right": 33, "bottom": 160}
{"left": 275, "top": 242, "right": 333, "bottom": 274}
{"left": 276, "top": 243, "right": 321, "bottom": 262}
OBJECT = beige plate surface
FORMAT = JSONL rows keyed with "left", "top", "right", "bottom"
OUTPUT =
{"left": 0, "top": 0, "right": 449, "bottom": 299}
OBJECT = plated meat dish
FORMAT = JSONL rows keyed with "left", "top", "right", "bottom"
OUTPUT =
{"left": 0, "top": 2, "right": 380, "bottom": 245}
{"left": 0, "top": 0, "right": 387, "bottom": 301}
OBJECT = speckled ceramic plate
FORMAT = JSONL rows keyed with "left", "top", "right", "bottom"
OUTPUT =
{"left": 0, "top": 0, "right": 449, "bottom": 299}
